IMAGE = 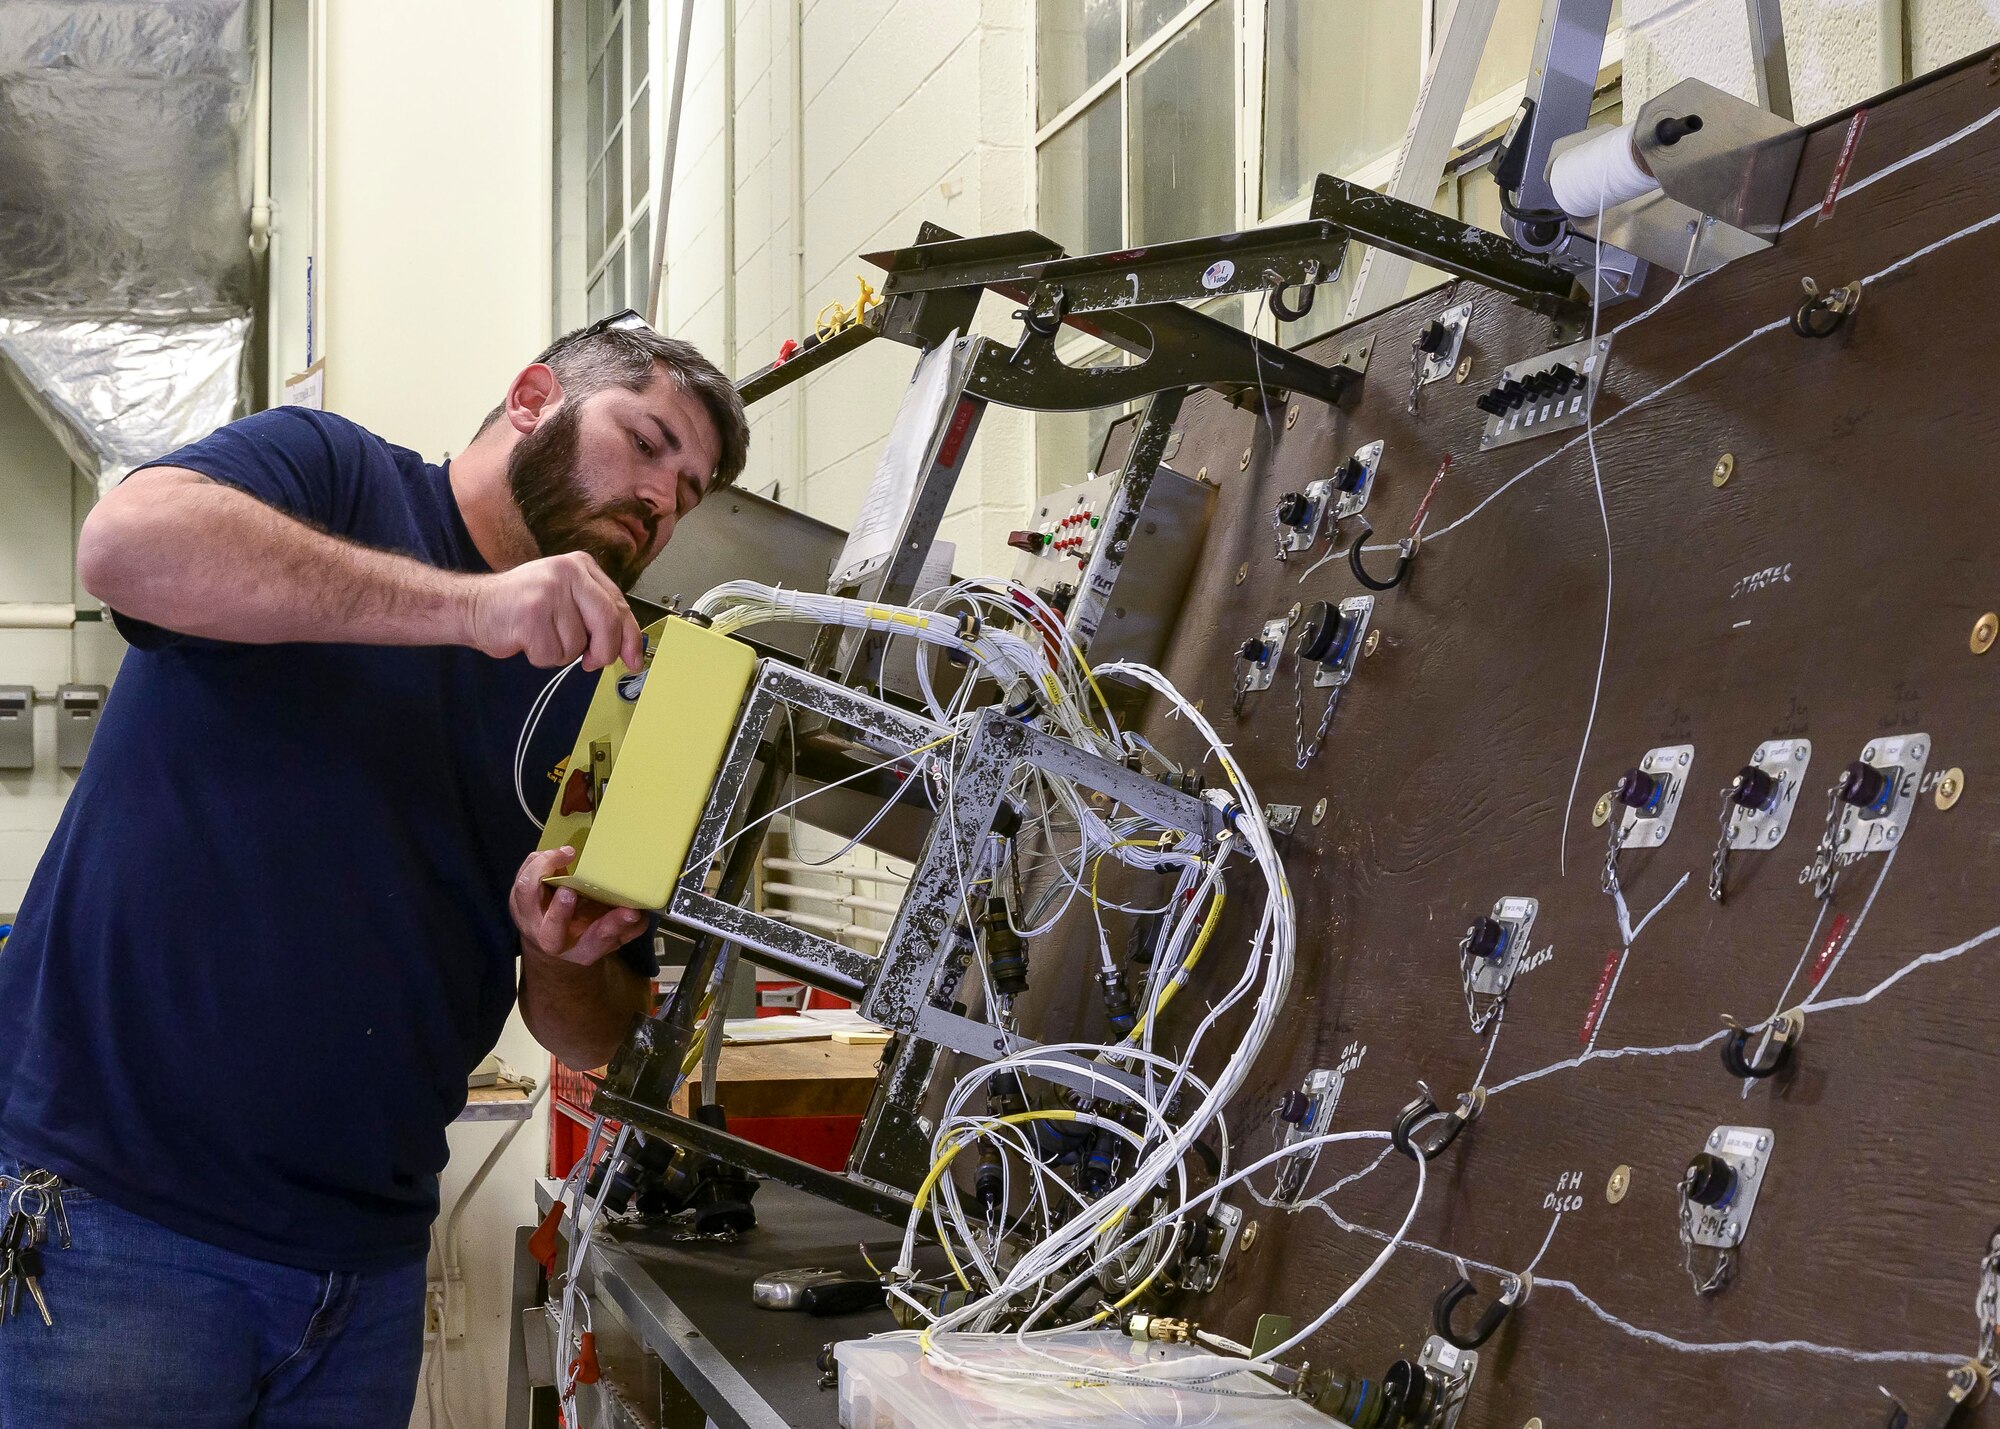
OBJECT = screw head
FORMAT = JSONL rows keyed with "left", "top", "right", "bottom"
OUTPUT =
{"left": 1679, "top": 752, "right": 1690, "bottom": 766}
{"left": 1240, "top": 1221, "right": 1259, "bottom": 1249}
{"left": 1755, "top": 1135, "right": 1769, "bottom": 1152}
{"left": 1974, "top": 613, "right": 1998, "bottom": 655}
{"left": 1592, "top": 793, "right": 1614, "bottom": 827}
{"left": 1454, "top": 354, "right": 1473, "bottom": 383}
{"left": 1363, "top": 629, "right": 1382, "bottom": 657}
{"left": 1795, "top": 743, "right": 1808, "bottom": 760}
{"left": 1240, "top": 447, "right": 1253, "bottom": 471}
{"left": 1864, "top": 745, "right": 1877, "bottom": 761}
{"left": 1235, "top": 562, "right": 1248, "bottom": 586}
{"left": 1607, "top": 1165, "right": 1631, "bottom": 1204}
{"left": 1286, "top": 405, "right": 1300, "bottom": 430}
{"left": 1311, "top": 798, "right": 1328, "bottom": 825}
{"left": 1712, "top": 453, "right": 1735, "bottom": 487}
{"left": 1936, "top": 768, "right": 1964, "bottom": 810}
{"left": 1708, "top": 1131, "right": 1722, "bottom": 1148}
{"left": 1725, "top": 1220, "right": 1740, "bottom": 1240}
{"left": 1753, "top": 746, "right": 1766, "bottom": 762}
{"left": 1654, "top": 825, "right": 1666, "bottom": 841}
{"left": 1766, "top": 825, "right": 1780, "bottom": 843}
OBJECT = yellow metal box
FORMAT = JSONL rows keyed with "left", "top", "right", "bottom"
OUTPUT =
{"left": 539, "top": 615, "right": 758, "bottom": 909}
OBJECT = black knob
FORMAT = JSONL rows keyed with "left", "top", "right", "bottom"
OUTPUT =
{"left": 1239, "top": 637, "right": 1269, "bottom": 664}
{"left": 1614, "top": 766, "right": 1662, "bottom": 812}
{"left": 1332, "top": 456, "right": 1368, "bottom": 494}
{"left": 1837, "top": 760, "right": 1891, "bottom": 812}
{"left": 1547, "top": 362, "right": 1580, "bottom": 393}
{"left": 1275, "top": 491, "right": 1312, "bottom": 527}
{"left": 1729, "top": 765, "right": 1778, "bottom": 811}
{"left": 1654, "top": 113, "right": 1705, "bottom": 146}
{"left": 1475, "top": 391, "right": 1510, "bottom": 417}
{"left": 1684, "top": 1151, "right": 1736, "bottom": 1208}
{"left": 1277, "top": 1090, "right": 1311, "bottom": 1125}
{"left": 1464, "top": 915, "right": 1508, "bottom": 962}
{"left": 1297, "top": 601, "right": 1354, "bottom": 665}
{"left": 1497, "top": 379, "right": 1527, "bottom": 408}
{"left": 1522, "top": 369, "right": 1554, "bottom": 398}
{"left": 1417, "top": 319, "right": 1449, "bottom": 355}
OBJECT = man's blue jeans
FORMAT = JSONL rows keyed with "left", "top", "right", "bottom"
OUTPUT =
{"left": 0, "top": 1153, "right": 425, "bottom": 1429}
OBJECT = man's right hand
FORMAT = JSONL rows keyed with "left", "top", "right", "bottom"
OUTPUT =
{"left": 462, "top": 551, "right": 644, "bottom": 670}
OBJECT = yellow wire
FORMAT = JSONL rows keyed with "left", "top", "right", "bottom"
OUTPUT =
{"left": 912, "top": 1110, "right": 1083, "bottom": 1292}
{"left": 1123, "top": 884, "right": 1224, "bottom": 1046}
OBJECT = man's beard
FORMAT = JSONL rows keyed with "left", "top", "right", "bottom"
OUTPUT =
{"left": 506, "top": 401, "right": 658, "bottom": 591}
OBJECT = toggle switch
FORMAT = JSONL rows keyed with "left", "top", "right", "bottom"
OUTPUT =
{"left": 1728, "top": 765, "right": 1779, "bottom": 812}
{"left": 1331, "top": 456, "right": 1368, "bottom": 494}
{"left": 1615, "top": 766, "right": 1665, "bottom": 815}
{"left": 1836, "top": 759, "right": 1893, "bottom": 815}
{"left": 1684, "top": 1151, "right": 1737, "bottom": 1208}
{"left": 1274, "top": 491, "right": 1313, "bottom": 527}
{"left": 1463, "top": 915, "right": 1508, "bottom": 963}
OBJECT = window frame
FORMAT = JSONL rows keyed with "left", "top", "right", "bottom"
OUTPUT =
{"left": 555, "top": 0, "right": 664, "bottom": 334}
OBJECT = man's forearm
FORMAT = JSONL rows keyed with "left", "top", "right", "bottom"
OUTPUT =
{"left": 78, "top": 469, "right": 476, "bottom": 648}
{"left": 518, "top": 942, "right": 651, "bottom": 1071}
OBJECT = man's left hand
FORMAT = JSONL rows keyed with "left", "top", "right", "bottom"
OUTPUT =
{"left": 511, "top": 846, "right": 647, "bottom": 965}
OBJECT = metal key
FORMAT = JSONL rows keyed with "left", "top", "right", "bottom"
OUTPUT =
{"left": 13, "top": 1244, "right": 50, "bottom": 1327}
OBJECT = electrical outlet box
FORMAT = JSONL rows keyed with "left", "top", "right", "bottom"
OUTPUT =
{"left": 0, "top": 686, "right": 32, "bottom": 770}
{"left": 540, "top": 616, "right": 758, "bottom": 910}
{"left": 425, "top": 1271, "right": 466, "bottom": 1340}
{"left": 55, "top": 684, "right": 106, "bottom": 770}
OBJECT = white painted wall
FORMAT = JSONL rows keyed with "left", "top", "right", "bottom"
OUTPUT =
{"left": 657, "top": 0, "right": 1035, "bottom": 577}
{"left": 0, "top": 380, "right": 123, "bottom": 917}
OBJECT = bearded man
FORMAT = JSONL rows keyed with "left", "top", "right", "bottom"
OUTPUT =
{"left": 0, "top": 311, "right": 748, "bottom": 1428}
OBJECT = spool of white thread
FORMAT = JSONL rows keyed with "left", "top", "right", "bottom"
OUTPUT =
{"left": 1549, "top": 123, "right": 1661, "bottom": 218}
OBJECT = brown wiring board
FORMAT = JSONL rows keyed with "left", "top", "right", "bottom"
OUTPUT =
{"left": 1055, "top": 50, "right": 2000, "bottom": 1428}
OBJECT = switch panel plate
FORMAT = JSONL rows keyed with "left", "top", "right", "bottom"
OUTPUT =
{"left": 1240, "top": 612, "right": 1295, "bottom": 695}
{"left": 1418, "top": 1335, "right": 1478, "bottom": 1429}
{"left": 1619, "top": 744, "right": 1694, "bottom": 847}
{"left": 55, "top": 684, "right": 105, "bottom": 771}
{"left": 0, "top": 685, "right": 32, "bottom": 771}
{"left": 1479, "top": 333, "right": 1613, "bottom": 451}
{"left": 1275, "top": 478, "right": 1335, "bottom": 555}
{"left": 1687, "top": 1125, "right": 1774, "bottom": 1250}
{"left": 1273, "top": 1062, "right": 1353, "bottom": 1203}
{"left": 1465, "top": 896, "right": 1540, "bottom": 1004}
{"left": 1724, "top": 739, "right": 1812, "bottom": 850}
{"left": 1419, "top": 301, "right": 1473, "bottom": 385}
{"left": 1311, "top": 595, "right": 1376, "bottom": 689}
{"left": 1834, "top": 732, "right": 1929, "bottom": 856}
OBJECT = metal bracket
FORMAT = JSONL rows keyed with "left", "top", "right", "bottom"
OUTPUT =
{"left": 1724, "top": 740, "right": 1812, "bottom": 850}
{"left": 1685, "top": 1125, "right": 1774, "bottom": 1251}
{"left": 1179, "top": 1202, "right": 1244, "bottom": 1295}
{"left": 1312, "top": 595, "right": 1376, "bottom": 689}
{"left": 1477, "top": 332, "right": 1612, "bottom": 452}
{"left": 1415, "top": 1334, "right": 1479, "bottom": 1429}
{"left": 1619, "top": 744, "right": 1694, "bottom": 847}
{"left": 1272, "top": 1055, "right": 1361, "bottom": 1204}
{"left": 1419, "top": 302, "right": 1473, "bottom": 385}
{"left": 1462, "top": 896, "right": 1539, "bottom": 1033}
{"left": 1275, "top": 441, "right": 1381, "bottom": 557}
{"left": 1239, "top": 612, "right": 1296, "bottom": 696}
{"left": 1835, "top": 733, "right": 1929, "bottom": 856}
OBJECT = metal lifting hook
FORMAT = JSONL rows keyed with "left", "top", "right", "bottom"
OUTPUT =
{"left": 1349, "top": 520, "right": 1417, "bottom": 592}
{"left": 1432, "top": 1269, "right": 1531, "bottom": 1351}
{"left": 1265, "top": 260, "right": 1323, "bottom": 323}
{"left": 1719, "top": 1008, "right": 1804, "bottom": 1081}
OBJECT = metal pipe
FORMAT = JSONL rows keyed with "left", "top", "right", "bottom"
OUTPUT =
{"left": 645, "top": 0, "right": 696, "bottom": 326}
{"left": 762, "top": 882, "right": 901, "bottom": 917}
{"left": 761, "top": 858, "right": 909, "bottom": 886}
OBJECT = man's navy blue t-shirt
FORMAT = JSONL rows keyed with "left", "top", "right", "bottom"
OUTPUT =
{"left": 0, "top": 407, "right": 618, "bottom": 1272}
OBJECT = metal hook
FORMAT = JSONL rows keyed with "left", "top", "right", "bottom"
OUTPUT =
{"left": 1719, "top": 1008, "right": 1803, "bottom": 1080}
{"left": 1880, "top": 1359, "right": 1991, "bottom": 1429}
{"left": 1432, "top": 1270, "right": 1531, "bottom": 1350}
{"left": 1266, "top": 261, "right": 1322, "bottom": 323}
{"left": 1348, "top": 520, "right": 1417, "bottom": 592}
{"left": 1791, "top": 276, "right": 1861, "bottom": 339}
{"left": 1392, "top": 1082, "right": 1485, "bottom": 1162}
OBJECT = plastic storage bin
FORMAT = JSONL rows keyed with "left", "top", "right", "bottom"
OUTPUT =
{"left": 835, "top": 1330, "right": 1339, "bottom": 1428}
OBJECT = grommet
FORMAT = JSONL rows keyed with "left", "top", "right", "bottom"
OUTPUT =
{"left": 1592, "top": 792, "right": 1615, "bottom": 827}
{"left": 1311, "top": 797, "right": 1328, "bottom": 825}
{"left": 1607, "top": 1165, "right": 1631, "bottom": 1204}
{"left": 1935, "top": 768, "right": 1965, "bottom": 811}
{"left": 1454, "top": 354, "right": 1473, "bottom": 384}
{"left": 1363, "top": 628, "right": 1382, "bottom": 657}
{"left": 1234, "top": 561, "right": 1248, "bottom": 585}
{"left": 1973, "top": 612, "right": 1997, "bottom": 655}
{"left": 1712, "top": 452, "right": 1734, "bottom": 488}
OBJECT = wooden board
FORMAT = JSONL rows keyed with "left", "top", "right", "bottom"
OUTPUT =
{"left": 1042, "top": 50, "right": 2000, "bottom": 1427}
{"left": 671, "top": 1039, "right": 884, "bottom": 1119}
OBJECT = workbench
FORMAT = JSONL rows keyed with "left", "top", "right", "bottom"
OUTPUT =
{"left": 513, "top": 1177, "right": 922, "bottom": 1429}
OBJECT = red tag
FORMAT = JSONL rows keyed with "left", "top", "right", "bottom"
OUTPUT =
{"left": 1818, "top": 109, "right": 1870, "bottom": 224}
{"left": 1408, "top": 454, "right": 1453, "bottom": 540}
{"left": 527, "top": 1200, "right": 565, "bottom": 1274}
{"left": 1808, "top": 912, "right": 1852, "bottom": 990}
{"left": 775, "top": 337, "right": 800, "bottom": 365}
{"left": 935, "top": 396, "right": 980, "bottom": 469}
{"left": 1578, "top": 947, "right": 1624, "bottom": 1046}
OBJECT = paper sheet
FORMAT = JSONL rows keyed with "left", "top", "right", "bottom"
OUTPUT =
{"left": 828, "top": 334, "right": 958, "bottom": 590}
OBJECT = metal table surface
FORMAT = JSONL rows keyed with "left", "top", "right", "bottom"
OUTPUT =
{"left": 534, "top": 1177, "right": 930, "bottom": 1429}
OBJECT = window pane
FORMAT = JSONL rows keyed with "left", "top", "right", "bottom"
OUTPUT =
{"left": 630, "top": 90, "right": 649, "bottom": 207}
{"left": 588, "top": 268, "right": 609, "bottom": 322}
{"left": 628, "top": 0, "right": 648, "bottom": 87}
{"left": 1471, "top": 0, "right": 1622, "bottom": 109}
{"left": 608, "top": 19, "right": 624, "bottom": 126}
{"left": 588, "top": 0, "right": 609, "bottom": 56}
{"left": 587, "top": 158, "right": 607, "bottom": 260}
{"left": 1262, "top": 0, "right": 1419, "bottom": 215}
{"left": 1036, "top": 0, "right": 1120, "bottom": 125}
{"left": 1131, "top": 0, "right": 1190, "bottom": 48}
{"left": 588, "top": 54, "right": 605, "bottom": 157}
{"left": 1129, "top": 1, "right": 1234, "bottom": 246}
{"left": 608, "top": 238, "right": 626, "bottom": 312}
{"left": 1037, "top": 89, "right": 1121, "bottom": 256}
{"left": 607, "top": 129, "right": 625, "bottom": 236}
{"left": 629, "top": 209, "right": 651, "bottom": 316}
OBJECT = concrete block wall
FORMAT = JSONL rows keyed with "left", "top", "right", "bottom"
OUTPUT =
{"left": 661, "top": 0, "right": 1034, "bottom": 578}
{"left": 1625, "top": 0, "right": 2000, "bottom": 120}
